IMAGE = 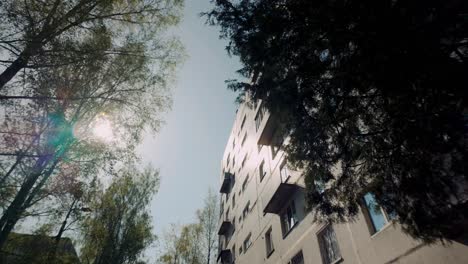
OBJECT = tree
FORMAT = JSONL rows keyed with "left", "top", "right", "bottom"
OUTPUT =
{"left": 159, "top": 224, "right": 203, "bottom": 264}
{"left": 0, "top": 0, "right": 183, "bottom": 249}
{"left": 205, "top": 0, "right": 468, "bottom": 241}
{"left": 44, "top": 167, "right": 96, "bottom": 263}
{"left": 158, "top": 224, "right": 183, "bottom": 264}
{"left": 80, "top": 165, "right": 158, "bottom": 264}
{"left": 159, "top": 189, "right": 219, "bottom": 264}
{"left": 0, "top": 0, "right": 183, "bottom": 91}
{"left": 196, "top": 188, "right": 218, "bottom": 264}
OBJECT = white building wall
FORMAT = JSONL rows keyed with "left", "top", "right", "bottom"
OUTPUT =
{"left": 218, "top": 101, "right": 468, "bottom": 264}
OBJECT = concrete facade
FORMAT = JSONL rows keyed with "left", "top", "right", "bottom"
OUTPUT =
{"left": 217, "top": 101, "right": 468, "bottom": 264}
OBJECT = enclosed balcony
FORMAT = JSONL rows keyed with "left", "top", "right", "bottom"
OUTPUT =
{"left": 219, "top": 172, "right": 234, "bottom": 194}
{"left": 217, "top": 220, "right": 233, "bottom": 236}
{"left": 217, "top": 249, "right": 232, "bottom": 264}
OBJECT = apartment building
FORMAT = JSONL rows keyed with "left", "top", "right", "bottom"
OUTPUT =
{"left": 217, "top": 101, "right": 468, "bottom": 264}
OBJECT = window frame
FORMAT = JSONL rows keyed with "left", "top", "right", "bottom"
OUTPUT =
{"left": 270, "top": 128, "right": 284, "bottom": 159}
{"left": 317, "top": 225, "right": 342, "bottom": 264}
{"left": 231, "top": 244, "right": 236, "bottom": 262}
{"left": 279, "top": 160, "right": 291, "bottom": 183}
{"left": 242, "top": 175, "right": 249, "bottom": 192}
{"left": 265, "top": 227, "right": 275, "bottom": 257}
{"left": 232, "top": 193, "right": 236, "bottom": 208}
{"left": 241, "top": 133, "right": 247, "bottom": 147}
{"left": 243, "top": 233, "right": 252, "bottom": 253}
{"left": 280, "top": 200, "right": 299, "bottom": 237}
{"left": 254, "top": 104, "right": 266, "bottom": 132}
{"left": 289, "top": 250, "right": 304, "bottom": 264}
{"left": 242, "top": 201, "right": 250, "bottom": 219}
{"left": 362, "top": 193, "right": 395, "bottom": 235}
{"left": 259, "top": 160, "right": 266, "bottom": 182}
{"left": 240, "top": 115, "right": 247, "bottom": 131}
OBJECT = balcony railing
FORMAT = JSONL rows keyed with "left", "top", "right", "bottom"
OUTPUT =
{"left": 217, "top": 220, "right": 233, "bottom": 236}
{"left": 220, "top": 172, "right": 234, "bottom": 194}
{"left": 263, "top": 183, "right": 300, "bottom": 214}
{"left": 262, "top": 168, "right": 301, "bottom": 214}
{"left": 217, "top": 249, "right": 232, "bottom": 264}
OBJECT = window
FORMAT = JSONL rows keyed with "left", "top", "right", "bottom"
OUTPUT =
{"left": 315, "top": 179, "right": 326, "bottom": 194}
{"left": 232, "top": 193, "right": 236, "bottom": 208}
{"left": 241, "top": 133, "right": 247, "bottom": 147}
{"left": 241, "top": 155, "right": 247, "bottom": 169}
{"left": 233, "top": 138, "right": 235, "bottom": 149}
{"left": 233, "top": 156, "right": 236, "bottom": 168}
{"left": 239, "top": 245, "right": 243, "bottom": 255}
{"left": 232, "top": 245, "right": 236, "bottom": 262}
{"left": 242, "top": 175, "right": 249, "bottom": 192}
{"left": 225, "top": 208, "right": 230, "bottom": 221}
{"left": 280, "top": 161, "right": 291, "bottom": 183}
{"left": 255, "top": 105, "right": 266, "bottom": 131}
{"left": 219, "top": 237, "right": 224, "bottom": 251}
{"left": 243, "top": 233, "right": 252, "bottom": 252}
{"left": 363, "top": 193, "right": 396, "bottom": 234}
{"left": 226, "top": 153, "right": 230, "bottom": 167}
{"left": 318, "top": 225, "right": 342, "bottom": 264}
{"left": 259, "top": 160, "right": 266, "bottom": 181}
{"left": 220, "top": 200, "right": 224, "bottom": 219}
{"left": 253, "top": 100, "right": 258, "bottom": 111}
{"left": 240, "top": 115, "right": 246, "bottom": 130}
{"left": 242, "top": 201, "right": 250, "bottom": 219}
{"left": 265, "top": 227, "right": 274, "bottom": 257}
{"left": 289, "top": 251, "right": 304, "bottom": 264}
{"left": 270, "top": 145, "right": 280, "bottom": 159}
{"left": 270, "top": 128, "right": 285, "bottom": 158}
{"left": 281, "top": 200, "right": 298, "bottom": 236}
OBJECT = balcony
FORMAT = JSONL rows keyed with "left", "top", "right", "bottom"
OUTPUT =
{"left": 217, "top": 220, "right": 233, "bottom": 236}
{"left": 263, "top": 183, "right": 301, "bottom": 214}
{"left": 220, "top": 172, "right": 234, "bottom": 194}
{"left": 217, "top": 249, "right": 232, "bottom": 264}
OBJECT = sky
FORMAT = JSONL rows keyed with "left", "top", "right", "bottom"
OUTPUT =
{"left": 138, "top": 0, "right": 242, "bottom": 250}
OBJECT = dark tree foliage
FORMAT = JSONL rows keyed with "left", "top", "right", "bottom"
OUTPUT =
{"left": 205, "top": 0, "right": 468, "bottom": 241}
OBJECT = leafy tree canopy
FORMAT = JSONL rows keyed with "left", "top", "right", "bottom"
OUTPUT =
{"left": 80, "top": 165, "right": 158, "bottom": 264}
{"left": 0, "top": 0, "right": 183, "bottom": 91}
{"left": 205, "top": 0, "right": 468, "bottom": 241}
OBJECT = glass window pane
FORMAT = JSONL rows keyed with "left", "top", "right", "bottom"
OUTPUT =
{"left": 265, "top": 228, "right": 274, "bottom": 255}
{"left": 364, "top": 193, "right": 387, "bottom": 232}
{"left": 319, "top": 226, "right": 341, "bottom": 264}
{"left": 291, "top": 251, "right": 304, "bottom": 264}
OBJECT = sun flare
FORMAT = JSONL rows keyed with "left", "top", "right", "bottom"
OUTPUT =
{"left": 92, "top": 116, "right": 114, "bottom": 142}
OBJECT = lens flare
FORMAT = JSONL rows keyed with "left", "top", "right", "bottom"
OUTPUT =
{"left": 92, "top": 116, "right": 114, "bottom": 142}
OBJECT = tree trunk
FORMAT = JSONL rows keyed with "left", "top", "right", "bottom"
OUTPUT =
{"left": 0, "top": 153, "right": 55, "bottom": 249}
{"left": 0, "top": 41, "right": 39, "bottom": 91}
{"left": 48, "top": 198, "right": 77, "bottom": 264}
{"left": 0, "top": 170, "right": 42, "bottom": 248}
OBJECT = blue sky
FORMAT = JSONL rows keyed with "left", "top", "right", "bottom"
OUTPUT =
{"left": 138, "top": 0, "right": 241, "bottom": 242}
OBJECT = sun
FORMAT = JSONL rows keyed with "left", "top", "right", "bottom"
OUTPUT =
{"left": 92, "top": 116, "right": 114, "bottom": 142}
